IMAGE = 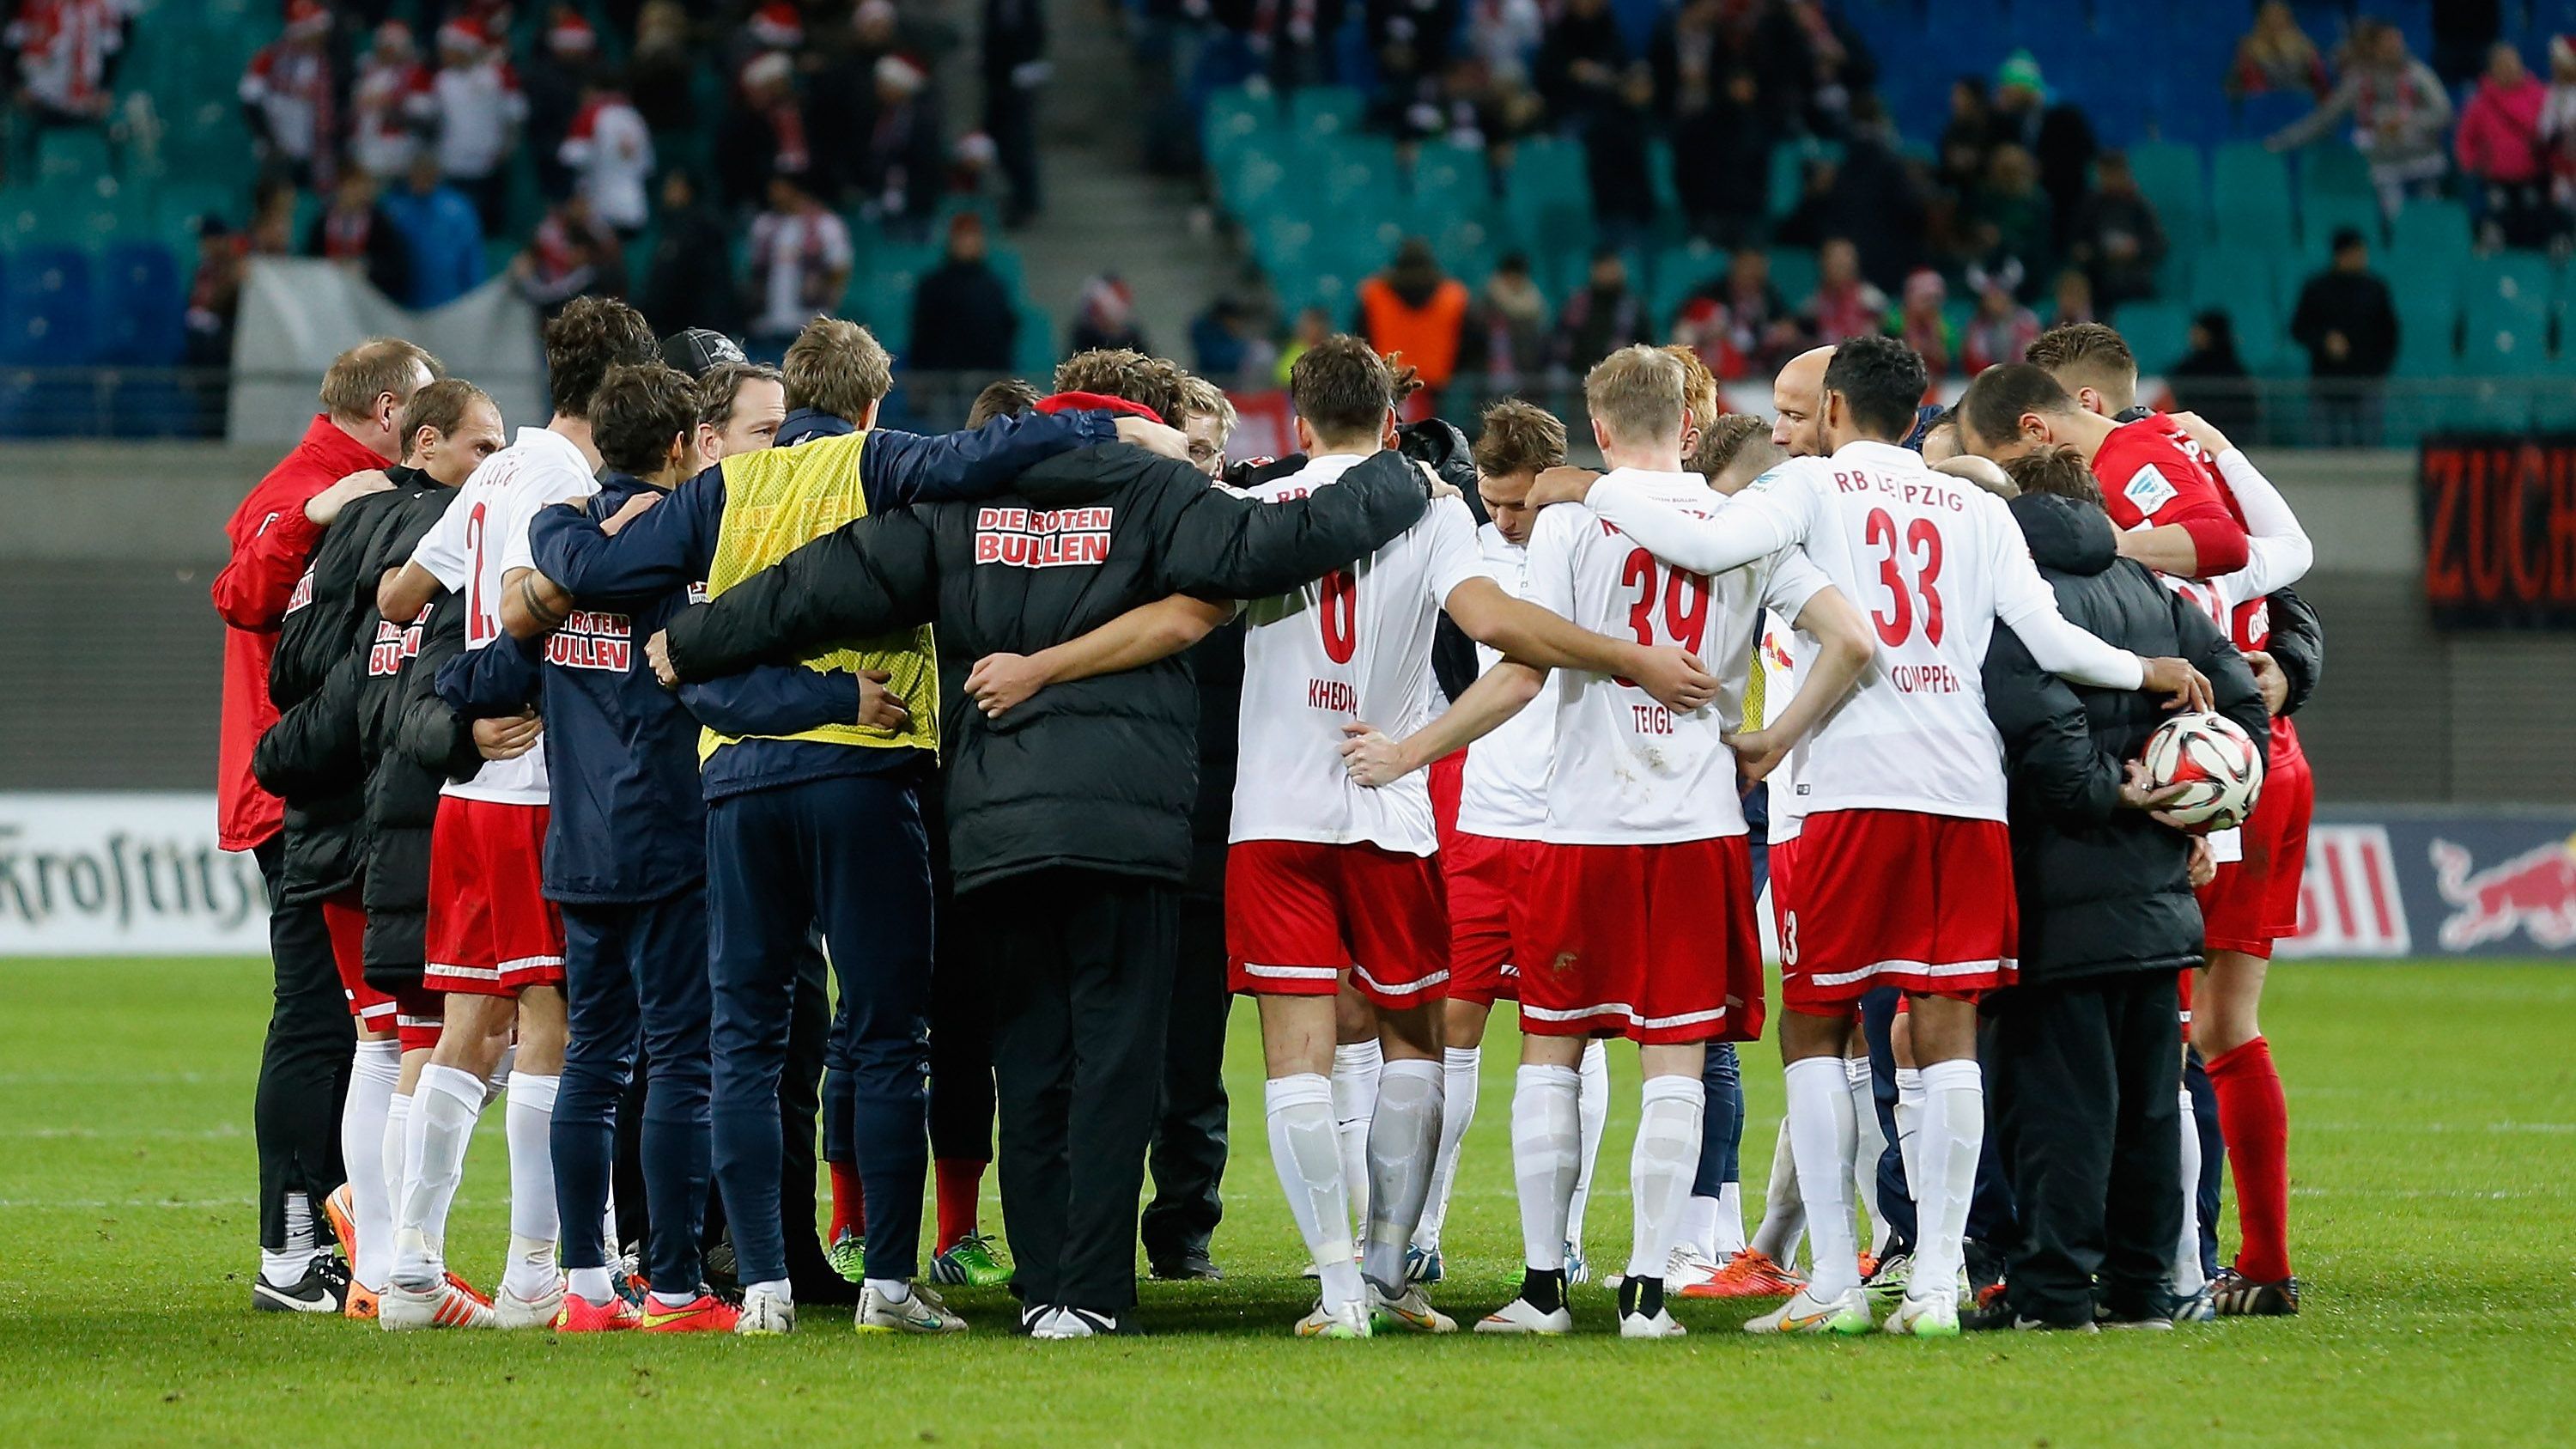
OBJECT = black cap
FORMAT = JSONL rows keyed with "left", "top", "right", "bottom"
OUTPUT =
{"left": 660, "top": 328, "right": 746, "bottom": 379}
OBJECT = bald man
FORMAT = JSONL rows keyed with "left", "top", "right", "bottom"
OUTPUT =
{"left": 1768, "top": 346, "right": 1835, "bottom": 457}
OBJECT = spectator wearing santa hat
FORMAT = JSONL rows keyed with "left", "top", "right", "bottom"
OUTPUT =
{"left": 348, "top": 21, "right": 434, "bottom": 182}
{"left": 854, "top": 52, "right": 944, "bottom": 234}
{"left": 240, "top": 0, "right": 337, "bottom": 189}
{"left": 716, "top": 50, "right": 811, "bottom": 211}
{"left": 522, "top": 4, "right": 599, "bottom": 202}
{"left": 428, "top": 15, "right": 527, "bottom": 232}
{"left": 561, "top": 76, "right": 656, "bottom": 235}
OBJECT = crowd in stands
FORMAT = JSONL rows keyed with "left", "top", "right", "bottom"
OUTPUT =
{"left": 2, "top": 0, "right": 1058, "bottom": 404}
{"left": 1181, "top": 0, "right": 2576, "bottom": 427}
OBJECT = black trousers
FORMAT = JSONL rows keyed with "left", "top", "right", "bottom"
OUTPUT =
{"left": 981, "top": 869, "right": 1178, "bottom": 1316}
{"left": 253, "top": 836, "right": 354, "bottom": 1251}
{"left": 1985, "top": 971, "right": 2183, "bottom": 1325}
{"left": 1140, "top": 890, "right": 1230, "bottom": 1263}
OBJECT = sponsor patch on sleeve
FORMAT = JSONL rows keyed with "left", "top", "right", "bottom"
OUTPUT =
{"left": 2123, "top": 464, "right": 2178, "bottom": 515}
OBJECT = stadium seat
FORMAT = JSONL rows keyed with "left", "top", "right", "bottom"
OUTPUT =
{"left": 1766, "top": 246, "right": 1819, "bottom": 309}
{"left": 2462, "top": 294, "right": 2551, "bottom": 377}
{"left": 2464, "top": 252, "right": 2560, "bottom": 315}
{"left": 1202, "top": 86, "right": 1278, "bottom": 167}
{"left": 2388, "top": 197, "right": 2474, "bottom": 273}
{"left": 2211, "top": 141, "right": 2295, "bottom": 250}
{"left": 2126, "top": 140, "right": 2206, "bottom": 240}
{"left": 35, "top": 130, "right": 112, "bottom": 186}
{"left": 2296, "top": 143, "right": 2376, "bottom": 202}
{"left": 0, "top": 246, "right": 94, "bottom": 366}
{"left": 2110, "top": 299, "right": 2193, "bottom": 374}
{"left": 1289, "top": 86, "right": 1365, "bottom": 147}
{"left": 93, "top": 241, "right": 183, "bottom": 366}
{"left": 2301, "top": 192, "right": 2384, "bottom": 269}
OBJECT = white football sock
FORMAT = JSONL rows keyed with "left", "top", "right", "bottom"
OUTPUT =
{"left": 391, "top": 1063, "right": 483, "bottom": 1291}
{"left": 1361, "top": 1059, "right": 1443, "bottom": 1291}
{"left": 258, "top": 1188, "right": 324, "bottom": 1287}
{"left": 1566, "top": 1039, "right": 1610, "bottom": 1250}
{"left": 1510, "top": 1063, "right": 1582, "bottom": 1272}
{"left": 1713, "top": 1182, "right": 1747, "bottom": 1257}
{"left": 1848, "top": 1056, "right": 1889, "bottom": 1254}
{"left": 568, "top": 1265, "right": 617, "bottom": 1306}
{"left": 1267, "top": 1073, "right": 1361, "bottom": 1312}
{"left": 1909, "top": 1058, "right": 1984, "bottom": 1304}
{"left": 342, "top": 1038, "right": 402, "bottom": 1292}
{"left": 1749, "top": 1116, "right": 1807, "bottom": 1262}
{"left": 1783, "top": 1056, "right": 1862, "bottom": 1298}
{"left": 2172, "top": 1086, "right": 2207, "bottom": 1297}
{"left": 1413, "top": 1044, "right": 1481, "bottom": 1252}
{"left": 1330, "top": 1040, "right": 1381, "bottom": 1233}
{"left": 1625, "top": 1075, "right": 1704, "bottom": 1282}
{"left": 1679, "top": 1195, "right": 1721, "bottom": 1260}
{"left": 483, "top": 1043, "right": 515, "bottom": 1108}
{"left": 866, "top": 1278, "right": 913, "bottom": 1303}
{"left": 381, "top": 1092, "right": 411, "bottom": 1231}
{"left": 1893, "top": 1066, "right": 1926, "bottom": 1204}
{"left": 500, "top": 1071, "right": 562, "bottom": 1300}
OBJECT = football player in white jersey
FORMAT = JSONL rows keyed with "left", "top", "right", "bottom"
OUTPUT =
{"left": 1347, "top": 348, "right": 1874, "bottom": 1337}
{"left": 1229, "top": 338, "right": 1720, "bottom": 1339}
{"left": 375, "top": 298, "right": 660, "bottom": 1330}
{"left": 1532, "top": 336, "right": 2213, "bottom": 1336}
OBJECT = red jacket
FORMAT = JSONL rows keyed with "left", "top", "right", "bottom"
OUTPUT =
{"left": 212, "top": 413, "right": 389, "bottom": 850}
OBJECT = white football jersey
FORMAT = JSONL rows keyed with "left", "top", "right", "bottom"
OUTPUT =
{"left": 1452, "top": 522, "right": 1552, "bottom": 841}
{"left": 1753, "top": 607, "right": 1809, "bottom": 843}
{"left": 1526, "top": 469, "right": 1827, "bottom": 846}
{"left": 1590, "top": 440, "right": 2088, "bottom": 824}
{"left": 1230, "top": 456, "right": 1485, "bottom": 854}
{"left": 410, "top": 425, "right": 598, "bottom": 804}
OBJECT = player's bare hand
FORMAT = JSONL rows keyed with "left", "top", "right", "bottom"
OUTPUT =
{"left": 600, "top": 490, "right": 662, "bottom": 537}
{"left": 1630, "top": 644, "right": 1719, "bottom": 713}
{"left": 647, "top": 630, "right": 677, "bottom": 688}
{"left": 1932, "top": 454, "right": 2014, "bottom": 497}
{"left": 966, "top": 652, "right": 1053, "bottom": 718}
{"left": 2167, "top": 410, "right": 2234, "bottom": 460}
{"left": 2186, "top": 835, "right": 2218, "bottom": 887}
{"left": 1115, "top": 416, "right": 1191, "bottom": 460}
{"left": 2245, "top": 648, "right": 2288, "bottom": 716}
{"left": 1722, "top": 728, "right": 1789, "bottom": 784}
{"left": 2138, "top": 656, "right": 2213, "bottom": 713}
{"left": 2119, "top": 758, "right": 2191, "bottom": 813}
{"left": 854, "top": 668, "right": 910, "bottom": 730}
{"left": 305, "top": 469, "right": 395, "bottom": 526}
{"left": 472, "top": 710, "right": 542, "bottom": 760}
{"left": 1527, "top": 466, "right": 1601, "bottom": 509}
{"left": 1340, "top": 721, "right": 1415, "bottom": 788}
{"left": 1411, "top": 460, "right": 1461, "bottom": 502}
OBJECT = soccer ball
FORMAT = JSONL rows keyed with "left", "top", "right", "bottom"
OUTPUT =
{"left": 2137, "top": 713, "right": 2265, "bottom": 833}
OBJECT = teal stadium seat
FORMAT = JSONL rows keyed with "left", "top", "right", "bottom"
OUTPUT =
{"left": 2301, "top": 192, "right": 2383, "bottom": 271}
{"left": 2211, "top": 141, "right": 2294, "bottom": 251}
{"left": 35, "top": 130, "right": 112, "bottom": 185}
{"left": 2385, "top": 249, "right": 2463, "bottom": 378}
{"left": 2110, "top": 300, "right": 2193, "bottom": 374}
{"left": 1203, "top": 86, "right": 1278, "bottom": 167}
{"left": 1290, "top": 87, "right": 1365, "bottom": 148}
{"left": 2389, "top": 198, "right": 2474, "bottom": 274}
{"left": 1766, "top": 246, "right": 1819, "bottom": 308}
{"left": 2126, "top": 140, "right": 2206, "bottom": 240}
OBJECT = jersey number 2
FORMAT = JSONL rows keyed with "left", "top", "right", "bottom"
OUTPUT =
{"left": 1318, "top": 568, "right": 1358, "bottom": 664}
{"left": 464, "top": 501, "right": 492, "bottom": 646}
{"left": 1863, "top": 508, "right": 1945, "bottom": 648}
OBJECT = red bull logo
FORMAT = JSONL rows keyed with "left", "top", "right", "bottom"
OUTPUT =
{"left": 2431, "top": 835, "right": 2576, "bottom": 951}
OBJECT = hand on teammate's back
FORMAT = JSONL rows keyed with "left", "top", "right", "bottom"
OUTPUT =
{"left": 1114, "top": 416, "right": 1190, "bottom": 460}
{"left": 1722, "top": 727, "right": 1789, "bottom": 784}
{"left": 600, "top": 490, "right": 662, "bottom": 536}
{"left": 471, "top": 710, "right": 542, "bottom": 761}
{"left": 2166, "top": 409, "right": 2234, "bottom": 459}
{"left": 1629, "top": 643, "right": 1721, "bottom": 714}
{"left": 855, "top": 669, "right": 909, "bottom": 730}
{"left": 1338, "top": 721, "right": 1412, "bottom": 788}
{"left": 1525, "top": 466, "right": 1601, "bottom": 509}
{"left": 305, "top": 469, "right": 396, "bottom": 526}
{"left": 2245, "top": 648, "right": 2287, "bottom": 716}
{"left": 2137, "top": 655, "right": 2214, "bottom": 713}
{"left": 1413, "top": 460, "right": 1461, "bottom": 502}
{"left": 964, "top": 652, "right": 1051, "bottom": 718}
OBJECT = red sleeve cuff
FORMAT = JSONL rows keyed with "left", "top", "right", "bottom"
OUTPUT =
{"left": 2178, "top": 514, "right": 2249, "bottom": 576}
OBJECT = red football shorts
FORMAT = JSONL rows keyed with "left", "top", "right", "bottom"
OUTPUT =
{"left": 1227, "top": 838, "right": 1449, "bottom": 1008}
{"left": 1428, "top": 749, "right": 1466, "bottom": 841}
{"left": 2196, "top": 720, "right": 2314, "bottom": 960}
{"left": 2177, "top": 967, "right": 2195, "bottom": 1029}
{"left": 1779, "top": 808, "right": 2018, "bottom": 1014}
{"left": 1443, "top": 830, "right": 1541, "bottom": 1007}
{"left": 319, "top": 891, "right": 396, "bottom": 1031}
{"left": 1766, "top": 832, "right": 1801, "bottom": 951}
{"left": 395, "top": 987, "right": 445, "bottom": 1053}
{"left": 422, "top": 796, "right": 566, "bottom": 997}
{"left": 1516, "top": 836, "right": 1764, "bottom": 1044}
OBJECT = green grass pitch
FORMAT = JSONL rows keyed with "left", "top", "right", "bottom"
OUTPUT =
{"left": 0, "top": 958, "right": 2570, "bottom": 1446}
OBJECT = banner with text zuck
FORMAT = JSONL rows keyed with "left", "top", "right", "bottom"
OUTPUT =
{"left": 2416, "top": 435, "right": 2576, "bottom": 630}
{"left": 0, "top": 795, "right": 270, "bottom": 956}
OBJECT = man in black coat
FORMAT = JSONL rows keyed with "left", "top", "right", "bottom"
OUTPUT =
{"left": 655, "top": 393, "right": 1437, "bottom": 1336}
{"left": 1971, "top": 443, "right": 2268, "bottom": 1331}
{"left": 906, "top": 214, "right": 1019, "bottom": 375}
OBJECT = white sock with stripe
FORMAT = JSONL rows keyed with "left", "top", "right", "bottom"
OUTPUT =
{"left": 1330, "top": 1040, "right": 1381, "bottom": 1234}
{"left": 1412, "top": 1044, "right": 1481, "bottom": 1253}
{"left": 1625, "top": 1075, "right": 1704, "bottom": 1284}
{"left": 1510, "top": 1064, "right": 1581, "bottom": 1272}
{"left": 1361, "top": 1059, "right": 1443, "bottom": 1291}
{"left": 1908, "top": 1058, "right": 1984, "bottom": 1305}
{"left": 1267, "top": 1073, "right": 1361, "bottom": 1313}
{"left": 392, "top": 1063, "right": 483, "bottom": 1291}
{"left": 2172, "top": 1086, "right": 2207, "bottom": 1298}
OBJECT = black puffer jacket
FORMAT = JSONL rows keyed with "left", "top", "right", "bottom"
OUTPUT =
{"left": 252, "top": 478, "right": 437, "bottom": 905}
{"left": 1981, "top": 491, "right": 2269, "bottom": 985}
{"left": 665, "top": 443, "right": 1431, "bottom": 894}
{"left": 367, "top": 490, "right": 483, "bottom": 992}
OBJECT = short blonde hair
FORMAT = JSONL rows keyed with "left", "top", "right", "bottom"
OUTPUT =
{"left": 1584, "top": 344, "right": 1686, "bottom": 448}
{"left": 781, "top": 318, "right": 894, "bottom": 423}
{"left": 319, "top": 338, "right": 441, "bottom": 420}
{"left": 1178, "top": 375, "right": 1238, "bottom": 444}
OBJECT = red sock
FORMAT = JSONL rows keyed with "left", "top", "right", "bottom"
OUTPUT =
{"left": 827, "top": 1162, "right": 864, "bottom": 1244}
{"left": 935, "top": 1158, "right": 987, "bottom": 1255}
{"left": 2208, "top": 1036, "right": 2292, "bottom": 1282}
